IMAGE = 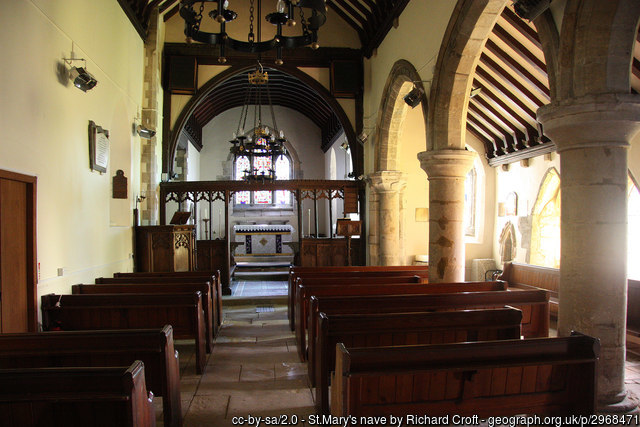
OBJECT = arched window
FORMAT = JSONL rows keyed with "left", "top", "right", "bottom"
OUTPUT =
{"left": 464, "top": 166, "right": 477, "bottom": 236}
{"left": 233, "top": 152, "right": 293, "bottom": 206}
{"left": 530, "top": 168, "right": 561, "bottom": 268}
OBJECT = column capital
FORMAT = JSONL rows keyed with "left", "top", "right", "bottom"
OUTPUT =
{"left": 537, "top": 94, "right": 640, "bottom": 152}
{"left": 418, "top": 149, "right": 477, "bottom": 178}
{"left": 369, "top": 170, "right": 406, "bottom": 193}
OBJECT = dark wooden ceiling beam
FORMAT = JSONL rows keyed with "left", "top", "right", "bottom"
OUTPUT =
{"left": 327, "top": 1, "right": 367, "bottom": 45}
{"left": 471, "top": 79, "right": 539, "bottom": 145}
{"left": 474, "top": 67, "right": 538, "bottom": 122}
{"left": 501, "top": 7, "right": 543, "bottom": 49}
{"left": 334, "top": 0, "right": 371, "bottom": 32}
{"left": 362, "top": 0, "right": 410, "bottom": 58}
{"left": 116, "top": 0, "right": 148, "bottom": 40}
{"left": 492, "top": 23, "right": 547, "bottom": 74}
{"left": 468, "top": 102, "right": 520, "bottom": 152}
{"left": 484, "top": 39, "right": 550, "bottom": 99}
{"left": 467, "top": 115, "right": 507, "bottom": 155}
{"left": 159, "top": 0, "right": 179, "bottom": 13}
{"left": 469, "top": 97, "right": 527, "bottom": 149}
{"left": 466, "top": 123, "right": 498, "bottom": 159}
{"left": 164, "top": 43, "right": 362, "bottom": 68}
{"left": 479, "top": 54, "right": 546, "bottom": 108}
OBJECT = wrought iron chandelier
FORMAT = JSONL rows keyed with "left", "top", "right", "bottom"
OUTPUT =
{"left": 179, "top": 0, "right": 327, "bottom": 65}
{"left": 229, "top": 64, "right": 288, "bottom": 183}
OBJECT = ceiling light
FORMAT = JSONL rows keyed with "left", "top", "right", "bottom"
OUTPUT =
{"left": 180, "top": 0, "right": 327, "bottom": 65}
{"left": 229, "top": 63, "right": 288, "bottom": 183}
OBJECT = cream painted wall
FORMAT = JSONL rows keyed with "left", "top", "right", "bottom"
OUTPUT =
{"left": 397, "top": 105, "right": 428, "bottom": 265}
{"left": 0, "top": 0, "right": 144, "bottom": 314}
{"left": 492, "top": 152, "right": 561, "bottom": 268}
{"left": 163, "top": 0, "right": 360, "bottom": 48}
{"left": 362, "top": 1, "right": 456, "bottom": 137}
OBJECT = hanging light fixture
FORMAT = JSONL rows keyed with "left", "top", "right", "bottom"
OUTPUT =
{"left": 229, "top": 63, "right": 288, "bottom": 183}
{"left": 180, "top": 0, "right": 327, "bottom": 65}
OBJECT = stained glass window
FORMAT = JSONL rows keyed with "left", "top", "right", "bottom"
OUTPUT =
{"left": 232, "top": 147, "right": 292, "bottom": 206}
{"left": 275, "top": 155, "right": 291, "bottom": 205}
{"left": 235, "top": 156, "right": 250, "bottom": 204}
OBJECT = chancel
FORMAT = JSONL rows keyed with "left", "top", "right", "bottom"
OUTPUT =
{"left": 2, "top": 0, "right": 640, "bottom": 425}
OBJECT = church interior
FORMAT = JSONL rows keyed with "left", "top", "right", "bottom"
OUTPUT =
{"left": 2, "top": 0, "right": 640, "bottom": 424}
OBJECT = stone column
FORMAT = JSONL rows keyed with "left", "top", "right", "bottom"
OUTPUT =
{"left": 538, "top": 94, "right": 640, "bottom": 412}
{"left": 369, "top": 171, "right": 406, "bottom": 266}
{"left": 418, "top": 149, "right": 476, "bottom": 282}
{"left": 140, "top": 9, "right": 161, "bottom": 225}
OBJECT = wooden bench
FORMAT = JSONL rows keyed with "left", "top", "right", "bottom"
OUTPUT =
{"left": 288, "top": 266, "right": 429, "bottom": 326}
{"left": 0, "top": 326, "right": 180, "bottom": 426}
{"left": 0, "top": 360, "right": 156, "bottom": 426}
{"left": 498, "top": 262, "right": 559, "bottom": 317}
{"left": 308, "top": 289, "right": 550, "bottom": 373}
{"left": 296, "top": 280, "right": 509, "bottom": 361}
{"left": 290, "top": 275, "right": 426, "bottom": 331}
{"left": 74, "top": 282, "right": 214, "bottom": 353}
{"left": 314, "top": 307, "right": 523, "bottom": 414}
{"left": 99, "top": 274, "right": 222, "bottom": 332}
{"left": 332, "top": 333, "right": 598, "bottom": 418}
{"left": 41, "top": 292, "right": 207, "bottom": 374}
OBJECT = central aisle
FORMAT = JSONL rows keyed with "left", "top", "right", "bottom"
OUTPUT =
{"left": 181, "top": 301, "right": 314, "bottom": 426}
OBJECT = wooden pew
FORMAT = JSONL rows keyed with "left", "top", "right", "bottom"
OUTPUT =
{"left": 0, "top": 360, "right": 156, "bottom": 427}
{"left": 332, "top": 333, "right": 598, "bottom": 418}
{"left": 288, "top": 266, "right": 429, "bottom": 326}
{"left": 498, "top": 262, "right": 559, "bottom": 317}
{"left": 296, "top": 280, "right": 508, "bottom": 361}
{"left": 73, "top": 282, "right": 214, "bottom": 353}
{"left": 314, "top": 307, "right": 523, "bottom": 414}
{"left": 0, "top": 327, "right": 180, "bottom": 427}
{"left": 41, "top": 292, "right": 207, "bottom": 374}
{"left": 290, "top": 275, "right": 426, "bottom": 331}
{"left": 98, "top": 275, "right": 222, "bottom": 332}
{"left": 307, "top": 289, "right": 550, "bottom": 372}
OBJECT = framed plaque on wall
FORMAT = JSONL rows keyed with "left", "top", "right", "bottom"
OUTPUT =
{"left": 88, "top": 120, "right": 109, "bottom": 173}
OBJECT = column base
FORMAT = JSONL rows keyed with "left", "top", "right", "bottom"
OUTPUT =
{"left": 598, "top": 390, "right": 639, "bottom": 415}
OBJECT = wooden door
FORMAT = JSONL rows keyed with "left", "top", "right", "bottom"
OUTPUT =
{"left": 0, "top": 170, "right": 37, "bottom": 332}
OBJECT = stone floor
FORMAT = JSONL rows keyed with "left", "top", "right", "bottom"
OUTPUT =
{"left": 230, "top": 279, "right": 288, "bottom": 297}
{"left": 169, "top": 301, "right": 313, "bottom": 426}
{"left": 157, "top": 280, "right": 640, "bottom": 425}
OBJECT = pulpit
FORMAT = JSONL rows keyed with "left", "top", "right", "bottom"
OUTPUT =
{"left": 135, "top": 225, "right": 196, "bottom": 272}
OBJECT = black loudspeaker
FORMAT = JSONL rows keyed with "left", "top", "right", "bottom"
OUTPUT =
{"left": 331, "top": 60, "right": 361, "bottom": 98}
{"left": 166, "top": 56, "right": 198, "bottom": 94}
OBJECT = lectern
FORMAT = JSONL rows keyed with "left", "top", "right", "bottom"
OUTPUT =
{"left": 135, "top": 225, "right": 195, "bottom": 272}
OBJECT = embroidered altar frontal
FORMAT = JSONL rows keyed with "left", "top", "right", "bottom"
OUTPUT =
{"left": 234, "top": 224, "right": 294, "bottom": 255}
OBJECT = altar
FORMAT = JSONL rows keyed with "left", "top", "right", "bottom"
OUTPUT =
{"left": 233, "top": 224, "right": 294, "bottom": 256}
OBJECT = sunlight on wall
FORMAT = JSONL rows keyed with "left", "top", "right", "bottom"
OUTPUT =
{"left": 529, "top": 168, "right": 561, "bottom": 268}
{"left": 628, "top": 176, "right": 640, "bottom": 280}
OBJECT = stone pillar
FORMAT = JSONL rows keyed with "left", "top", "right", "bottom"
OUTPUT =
{"left": 418, "top": 149, "right": 476, "bottom": 282}
{"left": 140, "top": 8, "right": 161, "bottom": 225}
{"left": 369, "top": 171, "right": 406, "bottom": 266}
{"left": 538, "top": 94, "right": 640, "bottom": 412}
